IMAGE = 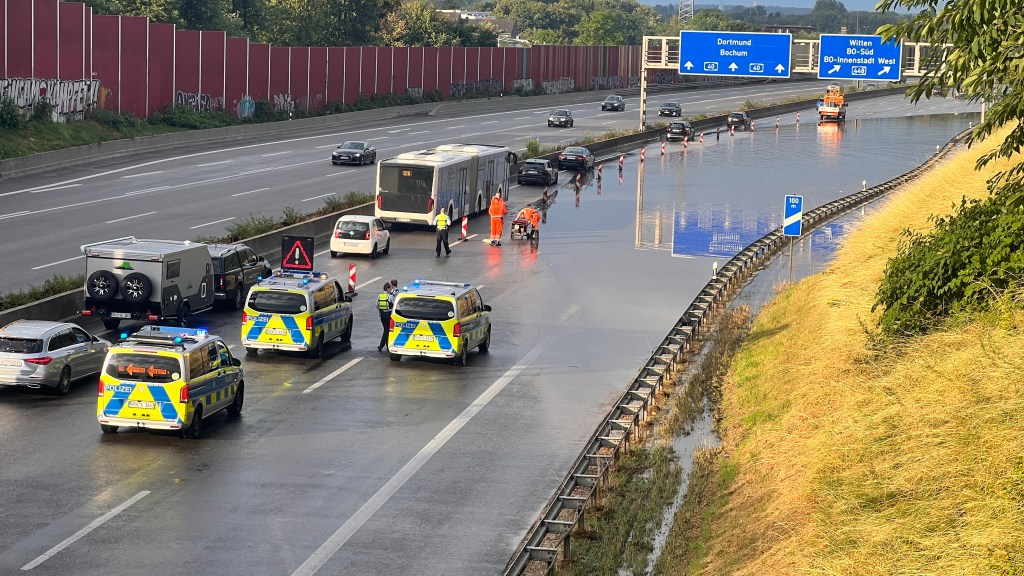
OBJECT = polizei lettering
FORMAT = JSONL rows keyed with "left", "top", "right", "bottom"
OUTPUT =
{"left": 718, "top": 38, "right": 751, "bottom": 58}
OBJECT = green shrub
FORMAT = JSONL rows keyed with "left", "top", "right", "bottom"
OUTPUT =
{"left": 0, "top": 274, "right": 84, "bottom": 313}
{"left": 323, "top": 191, "right": 373, "bottom": 213}
{"left": 225, "top": 211, "right": 278, "bottom": 241}
{"left": 524, "top": 137, "right": 541, "bottom": 158}
{"left": 251, "top": 99, "right": 277, "bottom": 123}
{"left": 30, "top": 97, "right": 55, "bottom": 123}
{"left": 0, "top": 96, "right": 24, "bottom": 129}
{"left": 281, "top": 206, "right": 304, "bottom": 226}
{"left": 874, "top": 194, "right": 1024, "bottom": 336}
{"left": 88, "top": 108, "right": 141, "bottom": 131}
{"left": 148, "top": 104, "right": 238, "bottom": 129}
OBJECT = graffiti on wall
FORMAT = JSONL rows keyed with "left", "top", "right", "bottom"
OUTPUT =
{"left": 273, "top": 93, "right": 294, "bottom": 113}
{"left": 449, "top": 78, "right": 503, "bottom": 99}
{"left": 175, "top": 90, "right": 213, "bottom": 112}
{"left": 408, "top": 87, "right": 423, "bottom": 98}
{"left": 591, "top": 76, "right": 625, "bottom": 90}
{"left": 628, "top": 75, "right": 640, "bottom": 88}
{"left": 0, "top": 77, "right": 100, "bottom": 120}
{"left": 511, "top": 78, "right": 534, "bottom": 93}
{"left": 542, "top": 77, "right": 574, "bottom": 95}
{"left": 235, "top": 94, "right": 255, "bottom": 119}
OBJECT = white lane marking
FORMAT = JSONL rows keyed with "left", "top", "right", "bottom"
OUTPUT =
{"left": 105, "top": 211, "right": 157, "bottom": 224}
{"left": 231, "top": 187, "right": 270, "bottom": 197}
{"left": 122, "top": 186, "right": 170, "bottom": 196}
{"left": 324, "top": 169, "right": 356, "bottom": 179}
{"left": 0, "top": 210, "right": 30, "bottom": 220}
{"left": 408, "top": 131, "right": 429, "bottom": 135}
{"left": 260, "top": 151, "right": 292, "bottom": 157}
{"left": 480, "top": 120, "right": 499, "bottom": 124}
{"left": 513, "top": 116, "right": 530, "bottom": 120}
{"left": 387, "top": 128, "right": 410, "bottom": 133}
{"left": 30, "top": 184, "right": 81, "bottom": 193}
{"left": 446, "top": 125, "right": 466, "bottom": 129}
{"left": 316, "top": 144, "right": 338, "bottom": 149}
{"left": 355, "top": 276, "right": 383, "bottom": 290}
{"left": 190, "top": 217, "right": 236, "bottom": 229}
{"left": 31, "top": 255, "right": 85, "bottom": 270}
{"left": 302, "top": 193, "right": 337, "bottom": 202}
{"left": 197, "top": 160, "right": 232, "bottom": 167}
{"left": 21, "top": 491, "right": 151, "bottom": 571}
{"left": 603, "top": 121, "right": 616, "bottom": 125}
{"left": 476, "top": 284, "right": 485, "bottom": 289}
{"left": 121, "top": 171, "right": 163, "bottom": 179}
{"left": 289, "top": 316, "right": 570, "bottom": 576}
{"left": 303, "top": 357, "right": 363, "bottom": 394}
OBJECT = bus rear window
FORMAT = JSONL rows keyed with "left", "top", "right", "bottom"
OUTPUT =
{"left": 248, "top": 291, "right": 308, "bottom": 314}
{"left": 379, "top": 165, "right": 433, "bottom": 196}
{"left": 104, "top": 354, "right": 182, "bottom": 383}
{"left": 395, "top": 297, "right": 455, "bottom": 321}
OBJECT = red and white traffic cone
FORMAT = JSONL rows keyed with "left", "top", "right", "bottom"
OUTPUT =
{"left": 660, "top": 141, "right": 666, "bottom": 156}
{"left": 347, "top": 264, "right": 357, "bottom": 295}
{"left": 699, "top": 132, "right": 704, "bottom": 144}
{"left": 460, "top": 215, "right": 468, "bottom": 241}
{"left": 640, "top": 148, "right": 645, "bottom": 163}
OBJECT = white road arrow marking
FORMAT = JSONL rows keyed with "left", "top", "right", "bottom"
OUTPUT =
{"left": 878, "top": 66, "right": 891, "bottom": 76}
{"left": 728, "top": 62, "right": 738, "bottom": 71}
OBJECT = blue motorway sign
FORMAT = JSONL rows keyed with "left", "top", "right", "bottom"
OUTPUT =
{"left": 784, "top": 195, "right": 803, "bottom": 237}
{"left": 818, "top": 34, "right": 902, "bottom": 82}
{"left": 679, "top": 31, "right": 792, "bottom": 79}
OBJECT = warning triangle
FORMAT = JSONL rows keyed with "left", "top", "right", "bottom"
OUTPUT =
{"left": 283, "top": 240, "right": 313, "bottom": 270}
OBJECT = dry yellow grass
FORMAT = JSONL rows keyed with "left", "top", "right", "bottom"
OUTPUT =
{"left": 693, "top": 129, "right": 1024, "bottom": 576}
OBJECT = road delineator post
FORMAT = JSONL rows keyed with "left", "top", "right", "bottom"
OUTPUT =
{"left": 776, "top": 116, "right": 780, "bottom": 129}
{"left": 596, "top": 164, "right": 602, "bottom": 180}
{"left": 640, "top": 148, "right": 645, "bottom": 163}
{"left": 660, "top": 142, "right": 665, "bottom": 156}
{"left": 461, "top": 216, "right": 468, "bottom": 241}
{"left": 347, "top": 264, "right": 357, "bottom": 296}
{"left": 730, "top": 125, "right": 735, "bottom": 136}
{"left": 699, "top": 132, "right": 704, "bottom": 144}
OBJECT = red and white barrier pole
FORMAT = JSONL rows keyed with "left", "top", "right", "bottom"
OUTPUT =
{"left": 575, "top": 172, "right": 581, "bottom": 186}
{"left": 460, "top": 215, "right": 468, "bottom": 241}
{"left": 597, "top": 163, "right": 603, "bottom": 180}
{"left": 683, "top": 138, "right": 688, "bottom": 149}
{"left": 660, "top": 142, "right": 666, "bottom": 156}
{"left": 699, "top": 132, "right": 704, "bottom": 144}
{"left": 796, "top": 112, "right": 801, "bottom": 123}
{"left": 543, "top": 186, "right": 549, "bottom": 204}
{"left": 775, "top": 116, "right": 780, "bottom": 128}
{"left": 618, "top": 154, "right": 624, "bottom": 168}
{"left": 751, "top": 120, "right": 755, "bottom": 131}
{"left": 640, "top": 148, "right": 645, "bottom": 163}
{"left": 730, "top": 125, "right": 735, "bottom": 136}
{"left": 347, "top": 263, "right": 357, "bottom": 295}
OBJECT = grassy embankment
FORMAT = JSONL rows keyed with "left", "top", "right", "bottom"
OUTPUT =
{"left": 0, "top": 115, "right": 183, "bottom": 160}
{"left": 656, "top": 128, "right": 1024, "bottom": 574}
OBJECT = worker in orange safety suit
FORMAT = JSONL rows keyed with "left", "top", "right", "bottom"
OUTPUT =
{"left": 488, "top": 191, "right": 507, "bottom": 246}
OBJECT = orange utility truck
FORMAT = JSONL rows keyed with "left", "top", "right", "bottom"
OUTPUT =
{"left": 817, "top": 84, "right": 847, "bottom": 122}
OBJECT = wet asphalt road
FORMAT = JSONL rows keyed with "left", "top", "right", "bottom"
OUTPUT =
{"left": 0, "top": 93, "right": 980, "bottom": 575}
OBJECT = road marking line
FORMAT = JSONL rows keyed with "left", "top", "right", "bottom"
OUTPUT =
{"left": 476, "top": 284, "right": 485, "bottom": 289}
{"left": 355, "top": 276, "right": 383, "bottom": 290}
{"left": 197, "top": 160, "right": 232, "bottom": 167}
{"left": 303, "top": 357, "right": 363, "bottom": 394}
{"left": 408, "top": 130, "right": 428, "bottom": 135}
{"left": 122, "top": 186, "right": 170, "bottom": 196}
{"left": 260, "top": 151, "right": 292, "bottom": 157}
{"left": 387, "top": 128, "right": 410, "bottom": 133}
{"left": 31, "top": 255, "right": 85, "bottom": 270}
{"left": 446, "top": 125, "right": 466, "bottom": 129}
{"left": 316, "top": 144, "right": 337, "bottom": 149}
{"left": 231, "top": 187, "right": 270, "bottom": 197}
{"left": 105, "top": 211, "right": 157, "bottom": 224}
{"left": 302, "top": 193, "right": 337, "bottom": 202}
{"left": 190, "top": 217, "right": 236, "bottom": 229}
{"left": 121, "top": 171, "right": 163, "bottom": 179}
{"left": 21, "top": 491, "right": 151, "bottom": 571}
{"left": 30, "top": 184, "right": 81, "bottom": 193}
{"left": 289, "top": 314, "right": 573, "bottom": 576}
{"left": 513, "top": 116, "right": 530, "bottom": 120}
{"left": 0, "top": 210, "right": 29, "bottom": 220}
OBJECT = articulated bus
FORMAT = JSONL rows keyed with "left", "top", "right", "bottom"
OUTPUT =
{"left": 375, "top": 144, "right": 517, "bottom": 226}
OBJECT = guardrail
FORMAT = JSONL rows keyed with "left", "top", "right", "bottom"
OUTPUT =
{"left": 502, "top": 125, "right": 973, "bottom": 576}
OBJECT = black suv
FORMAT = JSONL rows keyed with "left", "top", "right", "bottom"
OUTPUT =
{"left": 517, "top": 159, "right": 559, "bottom": 186}
{"left": 727, "top": 111, "right": 752, "bottom": 131}
{"left": 666, "top": 120, "right": 694, "bottom": 142}
{"left": 206, "top": 243, "right": 273, "bottom": 310}
{"left": 658, "top": 102, "right": 682, "bottom": 117}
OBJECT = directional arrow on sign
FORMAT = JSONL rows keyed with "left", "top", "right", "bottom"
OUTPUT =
{"left": 828, "top": 64, "right": 841, "bottom": 74}
{"left": 684, "top": 61, "right": 694, "bottom": 70}
{"left": 728, "top": 62, "right": 738, "bottom": 71}
{"left": 775, "top": 64, "right": 785, "bottom": 73}
{"left": 877, "top": 65, "right": 891, "bottom": 76}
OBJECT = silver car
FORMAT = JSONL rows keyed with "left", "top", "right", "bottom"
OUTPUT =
{"left": 0, "top": 321, "right": 111, "bottom": 395}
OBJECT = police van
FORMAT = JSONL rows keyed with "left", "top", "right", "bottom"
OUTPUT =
{"left": 96, "top": 326, "right": 243, "bottom": 439}
{"left": 241, "top": 271, "right": 353, "bottom": 358}
{"left": 388, "top": 280, "right": 491, "bottom": 366}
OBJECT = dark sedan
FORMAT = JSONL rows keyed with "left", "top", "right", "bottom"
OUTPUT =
{"left": 658, "top": 102, "right": 682, "bottom": 116}
{"left": 517, "top": 159, "right": 558, "bottom": 186}
{"left": 557, "top": 146, "right": 595, "bottom": 171}
{"left": 548, "top": 109, "right": 574, "bottom": 128}
{"left": 331, "top": 141, "right": 377, "bottom": 165}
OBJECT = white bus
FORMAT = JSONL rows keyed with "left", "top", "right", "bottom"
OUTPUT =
{"left": 375, "top": 143, "right": 516, "bottom": 226}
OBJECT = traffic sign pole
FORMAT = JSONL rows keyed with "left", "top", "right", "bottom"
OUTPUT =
{"left": 784, "top": 194, "right": 804, "bottom": 283}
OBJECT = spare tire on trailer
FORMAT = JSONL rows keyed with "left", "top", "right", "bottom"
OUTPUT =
{"left": 121, "top": 273, "right": 153, "bottom": 304}
{"left": 86, "top": 270, "right": 119, "bottom": 301}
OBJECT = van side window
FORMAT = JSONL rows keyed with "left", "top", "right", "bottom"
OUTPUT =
{"left": 457, "top": 295, "right": 471, "bottom": 318}
{"left": 314, "top": 285, "right": 335, "bottom": 311}
{"left": 216, "top": 341, "right": 232, "bottom": 366}
{"left": 167, "top": 259, "right": 181, "bottom": 279}
{"left": 208, "top": 343, "right": 221, "bottom": 371}
{"left": 189, "top": 349, "right": 208, "bottom": 379}
{"left": 468, "top": 290, "right": 482, "bottom": 312}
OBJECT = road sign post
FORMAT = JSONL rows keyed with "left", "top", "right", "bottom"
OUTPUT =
{"left": 784, "top": 195, "right": 803, "bottom": 283}
{"left": 679, "top": 31, "right": 792, "bottom": 79}
{"left": 818, "top": 34, "right": 902, "bottom": 82}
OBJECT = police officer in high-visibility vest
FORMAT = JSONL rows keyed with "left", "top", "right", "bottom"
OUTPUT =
{"left": 377, "top": 281, "right": 393, "bottom": 351}
{"left": 434, "top": 207, "right": 452, "bottom": 257}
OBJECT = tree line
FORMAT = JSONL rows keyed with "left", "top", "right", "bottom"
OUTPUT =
{"left": 77, "top": 0, "right": 906, "bottom": 48}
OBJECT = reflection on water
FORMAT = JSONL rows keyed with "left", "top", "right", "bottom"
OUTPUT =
{"left": 633, "top": 112, "right": 979, "bottom": 258}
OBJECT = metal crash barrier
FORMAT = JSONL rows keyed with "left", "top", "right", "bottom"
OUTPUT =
{"left": 503, "top": 126, "right": 974, "bottom": 575}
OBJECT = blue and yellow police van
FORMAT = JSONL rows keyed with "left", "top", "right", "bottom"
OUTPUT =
{"left": 96, "top": 326, "right": 243, "bottom": 439}
{"left": 241, "top": 270, "right": 353, "bottom": 358}
{"left": 388, "top": 280, "right": 491, "bottom": 366}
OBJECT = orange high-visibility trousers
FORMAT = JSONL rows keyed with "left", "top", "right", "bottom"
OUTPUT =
{"left": 491, "top": 216, "right": 503, "bottom": 240}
